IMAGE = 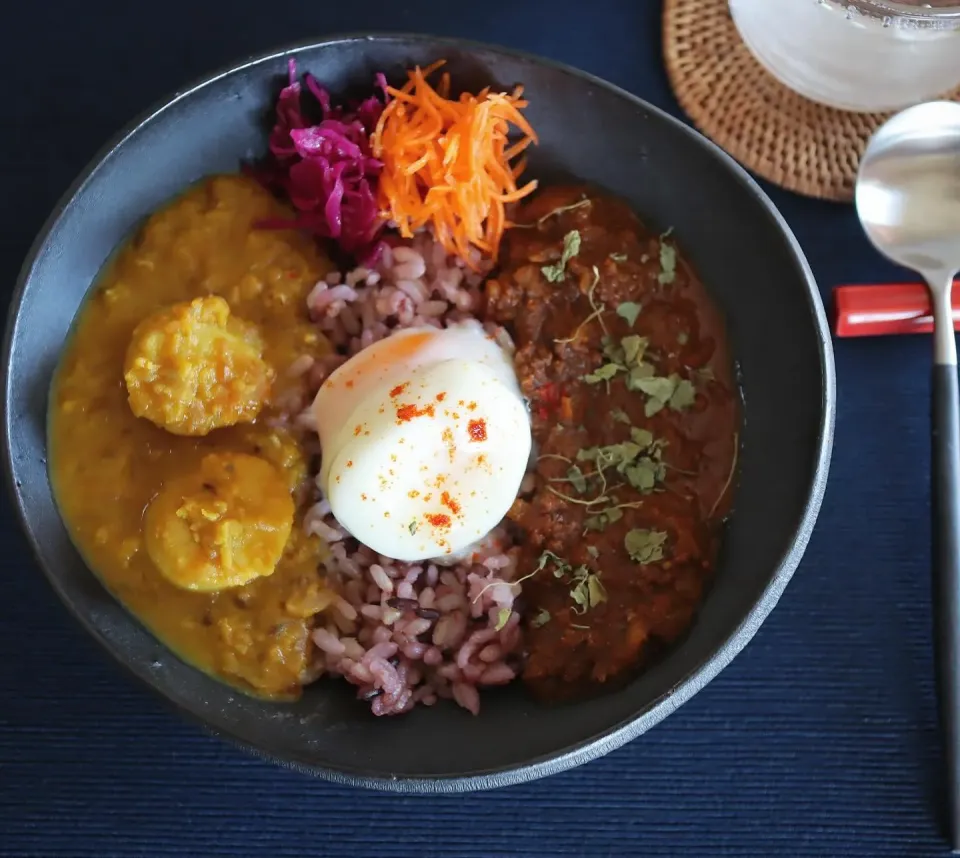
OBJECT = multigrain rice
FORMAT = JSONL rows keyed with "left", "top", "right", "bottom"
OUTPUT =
{"left": 296, "top": 232, "right": 527, "bottom": 716}
{"left": 306, "top": 232, "right": 487, "bottom": 355}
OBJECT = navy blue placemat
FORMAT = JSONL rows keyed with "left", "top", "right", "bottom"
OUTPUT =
{"left": 0, "top": 2, "right": 949, "bottom": 855}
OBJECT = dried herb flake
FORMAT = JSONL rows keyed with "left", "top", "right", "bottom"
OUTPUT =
{"left": 541, "top": 230, "right": 582, "bottom": 282}
{"left": 621, "top": 334, "right": 647, "bottom": 367}
{"left": 584, "top": 506, "right": 624, "bottom": 532}
{"left": 669, "top": 378, "right": 697, "bottom": 410}
{"left": 658, "top": 237, "right": 677, "bottom": 285}
{"left": 616, "top": 301, "right": 642, "bottom": 327}
{"left": 625, "top": 528, "right": 669, "bottom": 564}
{"left": 516, "top": 197, "right": 591, "bottom": 229}
{"left": 537, "top": 550, "right": 569, "bottom": 574}
{"left": 582, "top": 362, "right": 622, "bottom": 385}
{"left": 694, "top": 365, "right": 715, "bottom": 383}
{"left": 531, "top": 608, "right": 552, "bottom": 628}
{"left": 626, "top": 363, "right": 656, "bottom": 391}
{"left": 630, "top": 426, "right": 654, "bottom": 448}
{"left": 569, "top": 567, "right": 608, "bottom": 615}
{"left": 566, "top": 465, "right": 588, "bottom": 494}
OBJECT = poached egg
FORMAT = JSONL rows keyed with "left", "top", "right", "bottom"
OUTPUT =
{"left": 312, "top": 321, "right": 531, "bottom": 562}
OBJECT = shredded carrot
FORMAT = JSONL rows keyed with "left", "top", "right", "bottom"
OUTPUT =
{"left": 371, "top": 60, "right": 539, "bottom": 268}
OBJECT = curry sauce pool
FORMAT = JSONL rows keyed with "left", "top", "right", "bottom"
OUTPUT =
{"left": 49, "top": 176, "right": 337, "bottom": 699}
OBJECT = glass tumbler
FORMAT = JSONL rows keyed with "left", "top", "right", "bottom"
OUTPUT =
{"left": 728, "top": 0, "right": 960, "bottom": 113}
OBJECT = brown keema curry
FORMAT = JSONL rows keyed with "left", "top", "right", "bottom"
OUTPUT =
{"left": 486, "top": 186, "right": 739, "bottom": 702}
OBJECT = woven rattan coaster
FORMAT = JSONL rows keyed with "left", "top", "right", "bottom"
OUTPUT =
{"left": 663, "top": 0, "right": 960, "bottom": 202}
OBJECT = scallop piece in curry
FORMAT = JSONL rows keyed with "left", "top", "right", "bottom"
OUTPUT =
{"left": 144, "top": 452, "right": 295, "bottom": 592}
{"left": 49, "top": 175, "right": 337, "bottom": 699}
{"left": 124, "top": 295, "right": 272, "bottom": 436}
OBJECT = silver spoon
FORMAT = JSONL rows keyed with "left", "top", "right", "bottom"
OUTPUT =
{"left": 856, "top": 101, "right": 960, "bottom": 851}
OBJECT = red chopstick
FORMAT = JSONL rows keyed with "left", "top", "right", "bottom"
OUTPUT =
{"left": 834, "top": 281, "right": 960, "bottom": 337}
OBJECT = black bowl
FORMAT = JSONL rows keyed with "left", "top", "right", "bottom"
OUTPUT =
{"left": 2, "top": 34, "right": 835, "bottom": 792}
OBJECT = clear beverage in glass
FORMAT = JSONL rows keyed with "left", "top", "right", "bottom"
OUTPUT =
{"left": 728, "top": 0, "right": 960, "bottom": 112}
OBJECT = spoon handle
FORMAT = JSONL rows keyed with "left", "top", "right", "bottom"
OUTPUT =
{"left": 932, "top": 361, "right": 960, "bottom": 849}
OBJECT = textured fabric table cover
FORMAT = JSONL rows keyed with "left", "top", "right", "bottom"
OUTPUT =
{"left": 0, "top": 2, "right": 949, "bottom": 855}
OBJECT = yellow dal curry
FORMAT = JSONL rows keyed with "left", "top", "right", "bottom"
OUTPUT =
{"left": 49, "top": 175, "right": 338, "bottom": 699}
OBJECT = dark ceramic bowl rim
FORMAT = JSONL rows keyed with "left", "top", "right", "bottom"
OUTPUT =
{"left": 2, "top": 33, "right": 836, "bottom": 793}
